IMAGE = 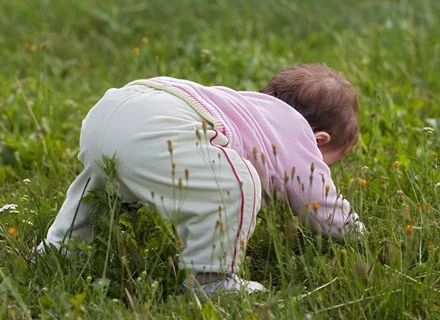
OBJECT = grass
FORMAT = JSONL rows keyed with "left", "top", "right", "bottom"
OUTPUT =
{"left": 1, "top": 0, "right": 440, "bottom": 318}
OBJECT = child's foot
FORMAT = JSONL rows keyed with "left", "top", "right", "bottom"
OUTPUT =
{"left": 182, "top": 273, "right": 267, "bottom": 298}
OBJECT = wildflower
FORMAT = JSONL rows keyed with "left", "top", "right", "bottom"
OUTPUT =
{"left": 133, "top": 47, "right": 140, "bottom": 56}
{"left": 422, "top": 127, "right": 435, "bottom": 135}
{"left": 393, "top": 161, "right": 399, "bottom": 169}
{"left": 142, "top": 36, "right": 149, "bottom": 44}
{"left": 340, "top": 248, "right": 347, "bottom": 255}
{"left": 325, "top": 185, "right": 330, "bottom": 197}
{"left": 177, "top": 238, "right": 184, "bottom": 249}
{"left": 252, "top": 146, "right": 258, "bottom": 161}
{"left": 0, "top": 204, "right": 18, "bottom": 213}
{"left": 291, "top": 167, "right": 296, "bottom": 180}
{"left": 311, "top": 201, "right": 319, "bottom": 213}
{"left": 272, "top": 144, "right": 277, "bottom": 157}
{"left": 396, "top": 190, "right": 404, "bottom": 198}
{"left": 26, "top": 42, "right": 37, "bottom": 52}
{"left": 22, "top": 219, "right": 34, "bottom": 226}
{"left": 171, "top": 162, "right": 176, "bottom": 176}
{"left": 359, "top": 179, "right": 367, "bottom": 188}
{"left": 216, "top": 219, "right": 224, "bottom": 231}
{"left": 7, "top": 227, "right": 17, "bottom": 237}
{"left": 23, "top": 178, "right": 30, "bottom": 184}
{"left": 405, "top": 225, "right": 413, "bottom": 236}
{"left": 403, "top": 205, "right": 410, "bottom": 219}
{"left": 167, "top": 140, "right": 173, "bottom": 153}
{"left": 380, "top": 176, "right": 389, "bottom": 185}
{"left": 261, "top": 152, "right": 266, "bottom": 165}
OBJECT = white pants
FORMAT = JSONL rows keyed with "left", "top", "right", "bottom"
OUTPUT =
{"left": 41, "top": 85, "right": 262, "bottom": 274}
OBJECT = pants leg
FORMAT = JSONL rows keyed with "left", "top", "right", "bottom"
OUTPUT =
{"left": 41, "top": 84, "right": 262, "bottom": 274}
{"left": 38, "top": 88, "right": 142, "bottom": 249}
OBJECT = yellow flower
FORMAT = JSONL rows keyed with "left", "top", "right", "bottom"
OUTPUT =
{"left": 311, "top": 200, "right": 319, "bottom": 212}
{"left": 359, "top": 179, "right": 367, "bottom": 188}
{"left": 7, "top": 227, "right": 17, "bottom": 237}
{"left": 26, "top": 42, "right": 37, "bottom": 53}
{"left": 133, "top": 47, "right": 140, "bottom": 56}
{"left": 393, "top": 161, "right": 399, "bottom": 169}
{"left": 142, "top": 36, "right": 149, "bottom": 44}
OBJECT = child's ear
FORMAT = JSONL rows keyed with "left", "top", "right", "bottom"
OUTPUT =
{"left": 314, "top": 131, "right": 331, "bottom": 147}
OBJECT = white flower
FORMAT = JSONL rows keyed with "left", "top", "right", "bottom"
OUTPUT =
{"left": 0, "top": 204, "right": 18, "bottom": 213}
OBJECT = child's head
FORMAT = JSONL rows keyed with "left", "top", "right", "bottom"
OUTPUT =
{"left": 260, "top": 63, "right": 359, "bottom": 164}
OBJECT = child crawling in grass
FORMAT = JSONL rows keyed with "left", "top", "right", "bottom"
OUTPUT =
{"left": 38, "top": 63, "right": 364, "bottom": 296}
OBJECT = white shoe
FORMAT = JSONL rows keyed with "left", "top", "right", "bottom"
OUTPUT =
{"left": 183, "top": 274, "right": 267, "bottom": 298}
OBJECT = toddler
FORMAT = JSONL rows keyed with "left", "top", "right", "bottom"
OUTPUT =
{"left": 38, "top": 63, "right": 364, "bottom": 297}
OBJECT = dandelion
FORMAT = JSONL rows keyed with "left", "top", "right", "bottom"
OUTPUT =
{"left": 393, "top": 161, "right": 399, "bottom": 169}
{"left": 26, "top": 42, "right": 37, "bottom": 52}
{"left": 133, "top": 47, "right": 140, "bottom": 56}
{"left": 340, "top": 248, "right": 347, "bottom": 255}
{"left": 359, "top": 179, "right": 367, "bottom": 188}
{"left": 405, "top": 225, "right": 413, "bottom": 236}
{"left": 311, "top": 200, "right": 319, "bottom": 213}
{"left": 7, "top": 227, "right": 17, "bottom": 237}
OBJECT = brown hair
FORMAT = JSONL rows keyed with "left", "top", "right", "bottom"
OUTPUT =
{"left": 260, "top": 63, "right": 359, "bottom": 153}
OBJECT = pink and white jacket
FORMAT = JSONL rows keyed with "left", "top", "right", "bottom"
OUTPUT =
{"left": 126, "top": 77, "right": 364, "bottom": 237}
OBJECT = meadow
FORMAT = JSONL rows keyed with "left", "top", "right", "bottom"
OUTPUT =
{"left": 1, "top": 0, "right": 440, "bottom": 318}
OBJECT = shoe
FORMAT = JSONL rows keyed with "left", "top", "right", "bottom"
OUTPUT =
{"left": 183, "top": 274, "right": 267, "bottom": 298}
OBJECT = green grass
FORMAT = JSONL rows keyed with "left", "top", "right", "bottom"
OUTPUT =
{"left": 1, "top": 0, "right": 440, "bottom": 318}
